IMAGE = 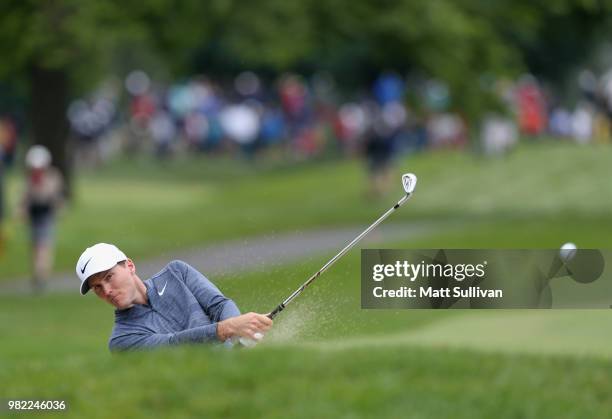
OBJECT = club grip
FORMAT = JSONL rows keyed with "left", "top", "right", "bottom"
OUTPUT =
{"left": 267, "top": 303, "right": 285, "bottom": 319}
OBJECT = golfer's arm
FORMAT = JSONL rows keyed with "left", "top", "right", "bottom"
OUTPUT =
{"left": 174, "top": 260, "right": 241, "bottom": 321}
{"left": 109, "top": 324, "right": 223, "bottom": 352}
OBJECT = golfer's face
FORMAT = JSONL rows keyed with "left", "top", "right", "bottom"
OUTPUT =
{"left": 89, "top": 263, "right": 137, "bottom": 309}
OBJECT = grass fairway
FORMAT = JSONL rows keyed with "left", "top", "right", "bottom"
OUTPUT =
{"left": 3, "top": 342, "right": 611, "bottom": 418}
{"left": 2, "top": 142, "right": 612, "bottom": 280}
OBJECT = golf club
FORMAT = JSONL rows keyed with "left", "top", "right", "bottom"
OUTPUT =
{"left": 237, "top": 173, "right": 417, "bottom": 347}
{"left": 267, "top": 173, "right": 418, "bottom": 320}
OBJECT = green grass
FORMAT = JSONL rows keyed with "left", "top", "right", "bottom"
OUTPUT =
{"left": 1, "top": 142, "right": 612, "bottom": 280}
{"left": 2, "top": 248, "right": 612, "bottom": 418}
{"left": 3, "top": 344, "right": 611, "bottom": 419}
{"left": 2, "top": 142, "right": 612, "bottom": 417}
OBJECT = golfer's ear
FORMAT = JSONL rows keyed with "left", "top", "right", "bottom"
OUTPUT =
{"left": 126, "top": 258, "right": 136, "bottom": 273}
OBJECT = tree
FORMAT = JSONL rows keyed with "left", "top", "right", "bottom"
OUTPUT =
{"left": 2, "top": 0, "right": 611, "bottom": 188}
{"left": 191, "top": 0, "right": 612, "bottom": 118}
{"left": 0, "top": 0, "right": 217, "bottom": 196}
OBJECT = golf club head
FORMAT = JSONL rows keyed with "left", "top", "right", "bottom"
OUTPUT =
{"left": 402, "top": 173, "right": 417, "bottom": 194}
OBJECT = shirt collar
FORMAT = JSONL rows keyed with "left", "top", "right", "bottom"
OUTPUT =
{"left": 114, "top": 279, "right": 155, "bottom": 319}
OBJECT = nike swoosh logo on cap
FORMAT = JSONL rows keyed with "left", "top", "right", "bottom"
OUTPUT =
{"left": 80, "top": 257, "right": 93, "bottom": 274}
{"left": 158, "top": 281, "right": 168, "bottom": 296}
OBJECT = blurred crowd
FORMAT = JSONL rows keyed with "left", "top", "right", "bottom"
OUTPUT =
{"left": 2, "top": 68, "right": 612, "bottom": 208}
{"left": 3, "top": 67, "right": 612, "bottom": 289}
{"left": 2, "top": 69, "right": 612, "bottom": 171}
{"left": 58, "top": 68, "right": 612, "bottom": 169}
{"left": 480, "top": 70, "right": 612, "bottom": 155}
{"left": 68, "top": 71, "right": 425, "bottom": 165}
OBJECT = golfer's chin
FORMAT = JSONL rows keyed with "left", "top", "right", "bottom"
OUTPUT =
{"left": 111, "top": 295, "right": 133, "bottom": 310}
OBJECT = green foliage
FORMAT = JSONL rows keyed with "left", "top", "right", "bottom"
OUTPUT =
{"left": 0, "top": 1, "right": 133, "bottom": 84}
{"left": 221, "top": 0, "right": 315, "bottom": 70}
{"left": 2, "top": 0, "right": 612, "bottom": 115}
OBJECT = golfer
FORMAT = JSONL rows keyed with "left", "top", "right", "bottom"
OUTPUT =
{"left": 76, "top": 243, "right": 272, "bottom": 352}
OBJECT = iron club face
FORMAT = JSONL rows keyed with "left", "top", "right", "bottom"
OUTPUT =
{"left": 402, "top": 173, "right": 417, "bottom": 194}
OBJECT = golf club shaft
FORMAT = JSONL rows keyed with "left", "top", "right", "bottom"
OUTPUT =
{"left": 267, "top": 192, "right": 413, "bottom": 319}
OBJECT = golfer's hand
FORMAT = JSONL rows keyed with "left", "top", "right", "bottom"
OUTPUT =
{"left": 217, "top": 312, "right": 273, "bottom": 341}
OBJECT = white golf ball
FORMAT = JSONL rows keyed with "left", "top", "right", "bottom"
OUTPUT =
{"left": 238, "top": 333, "right": 264, "bottom": 348}
{"left": 239, "top": 337, "right": 257, "bottom": 347}
{"left": 560, "top": 242, "right": 577, "bottom": 262}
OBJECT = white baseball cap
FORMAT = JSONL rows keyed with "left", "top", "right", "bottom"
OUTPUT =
{"left": 25, "top": 145, "right": 52, "bottom": 169}
{"left": 76, "top": 243, "right": 127, "bottom": 295}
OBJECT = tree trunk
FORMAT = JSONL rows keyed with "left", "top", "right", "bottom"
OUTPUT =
{"left": 29, "top": 64, "right": 72, "bottom": 199}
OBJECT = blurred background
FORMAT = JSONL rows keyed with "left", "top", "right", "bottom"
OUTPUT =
{"left": 1, "top": 1, "right": 611, "bottom": 418}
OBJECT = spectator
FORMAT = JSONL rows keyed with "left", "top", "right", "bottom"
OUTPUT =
{"left": 480, "top": 115, "right": 518, "bottom": 155}
{"left": 363, "top": 105, "right": 398, "bottom": 197}
{"left": 22, "top": 145, "right": 65, "bottom": 292}
{"left": 0, "top": 142, "right": 4, "bottom": 257}
{"left": 515, "top": 75, "right": 547, "bottom": 137}
{"left": 0, "top": 117, "right": 18, "bottom": 257}
{"left": 148, "top": 109, "right": 177, "bottom": 158}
